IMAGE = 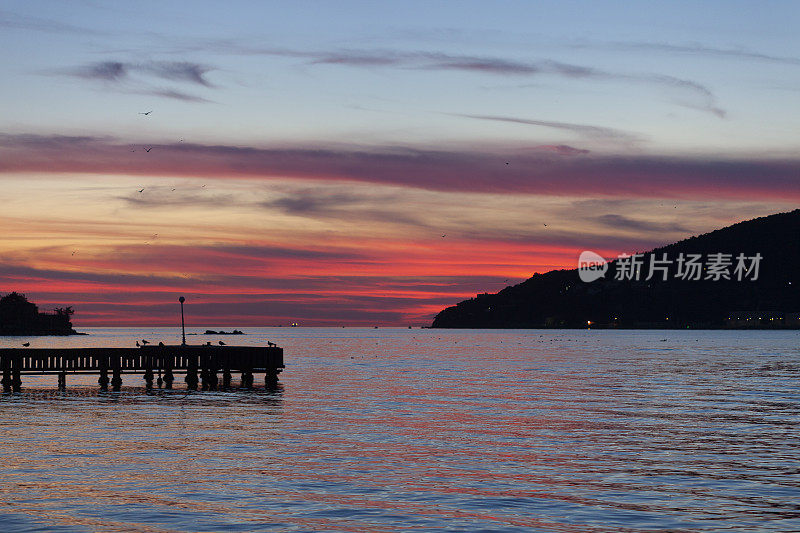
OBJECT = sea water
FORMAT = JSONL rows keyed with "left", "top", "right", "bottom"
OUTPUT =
{"left": 0, "top": 328, "right": 797, "bottom": 532}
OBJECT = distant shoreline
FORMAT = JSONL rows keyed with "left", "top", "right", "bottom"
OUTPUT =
{"left": 10, "top": 325, "right": 800, "bottom": 330}
{"left": 0, "top": 331, "right": 86, "bottom": 336}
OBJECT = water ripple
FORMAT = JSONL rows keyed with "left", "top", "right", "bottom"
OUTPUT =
{"left": 0, "top": 328, "right": 798, "bottom": 531}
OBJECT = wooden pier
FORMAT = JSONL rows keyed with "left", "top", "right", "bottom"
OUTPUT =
{"left": 0, "top": 344, "right": 284, "bottom": 392}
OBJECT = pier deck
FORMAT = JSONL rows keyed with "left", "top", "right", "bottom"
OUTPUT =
{"left": 0, "top": 344, "right": 284, "bottom": 391}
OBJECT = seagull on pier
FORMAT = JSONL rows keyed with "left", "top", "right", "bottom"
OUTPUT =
{"left": 218, "top": 340, "right": 226, "bottom": 346}
{"left": 136, "top": 341, "right": 140, "bottom": 347}
{"left": 21, "top": 342, "right": 30, "bottom": 347}
{"left": 206, "top": 341, "right": 212, "bottom": 346}
{"left": 140, "top": 339, "right": 150, "bottom": 345}
{"left": 158, "top": 341, "right": 165, "bottom": 347}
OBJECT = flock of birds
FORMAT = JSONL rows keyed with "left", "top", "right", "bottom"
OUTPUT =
{"left": 57, "top": 110, "right": 681, "bottom": 326}
{"left": 123, "top": 109, "right": 683, "bottom": 244}
{"left": 130, "top": 111, "right": 185, "bottom": 153}
{"left": 136, "top": 339, "right": 227, "bottom": 347}
{"left": 16, "top": 339, "right": 231, "bottom": 348}
{"left": 127, "top": 111, "right": 550, "bottom": 243}
{"left": 71, "top": 111, "right": 198, "bottom": 258}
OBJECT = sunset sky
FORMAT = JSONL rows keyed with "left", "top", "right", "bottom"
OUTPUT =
{"left": 1, "top": 1, "right": 799, "bottom": 326}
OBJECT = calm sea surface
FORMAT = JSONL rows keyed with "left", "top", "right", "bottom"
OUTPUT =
{"left": 0, "top": 328, "right": 797, "bottom": 532}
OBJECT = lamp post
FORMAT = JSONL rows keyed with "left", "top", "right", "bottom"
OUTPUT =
{"left": 179, "top": 296, "right": 186, "bottom": 346}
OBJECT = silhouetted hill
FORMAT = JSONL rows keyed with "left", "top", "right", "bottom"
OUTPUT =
{"left": 432, "top": 210, "right": 800, "bottom": 329}
{"left": 0, "top": 292, "right": 79, "bottom": 335}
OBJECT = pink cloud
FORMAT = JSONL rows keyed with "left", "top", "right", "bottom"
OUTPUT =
{"left": 2, "top": 134, "right": 799, "bottom": 200}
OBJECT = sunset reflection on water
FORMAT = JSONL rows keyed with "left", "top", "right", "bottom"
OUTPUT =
{"left": 0, "top": 328, "right": 797, "bottom": 532}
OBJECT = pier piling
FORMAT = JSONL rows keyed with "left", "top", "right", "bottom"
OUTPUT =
{"left": 2, "top": 358, "right": 10, "bottom": 393}
{"left": 164, "top": 365, "right": 174, "bottom": 390}
{"left": 186, "top": 355, "right": 199, "bottom": 391}
{"left": 98, "top": 357, "right": 109, "bottom": 391}
{"left": 111, "top": 358, "right": 122, "bottom": 391}
{"left": 143, "top": 354, "right": 154, "bottom": 389}
{"left": 12, "top": 356, "right": 21, "bottom": 392}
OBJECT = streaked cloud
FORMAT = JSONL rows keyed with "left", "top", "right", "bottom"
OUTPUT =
{"left": 119, "top": 188, "right": 237, "bottom": 208}
{"left": 0, "top": 242, "right": 537, "bottom": 325}
{"left": 306, "top": 49, "right": 722, "bottom": 115}
{"left": 610, "top": 41, "right": 800, "bottom": 66}
{"left": 454, "top": 114, "right": 641, "bottom": 142}
{"left": 60, "top": 60, "right": 213, "bottom": 86}
{"left": 641, "top": 73, "right": 725, "bottom": 118}
{"left": 139, "top": 61, "right": 214, "bottom": 87}
{"left": 71, "top": 61, "right": 127, "bottom": 82}
{"left": 184, "top": 40, "right": 724, "bottom": 117}
{"left": 0, "top": 8, "right": 104, "bottom": 35}
{"left": 535, "top": 145, "right": 591, "bottom": 155}
{"left": 2, "top": 133, "right": 798, "bottom": 200}
{"left": 0, "top": 169, "right": 789, "bottom": 325}
{"left": 594, "top": 214, "right": 689, "bottom": 233}
{"left": 52, "top": 60, "right": 214, "bottom": 103}
{"left": 143, "top": 88, "right": 212, "bottom": 102}
{"left": 260, "top": 187, "right": 425, "bottom": 226}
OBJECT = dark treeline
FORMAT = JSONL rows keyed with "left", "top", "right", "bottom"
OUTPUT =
{"left": 0, "top": 292, "right": 79, "bottom": 335}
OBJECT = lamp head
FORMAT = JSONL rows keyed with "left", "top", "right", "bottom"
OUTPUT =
{"left": 179, "top": 296, "right": 185, "bottom": 303}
